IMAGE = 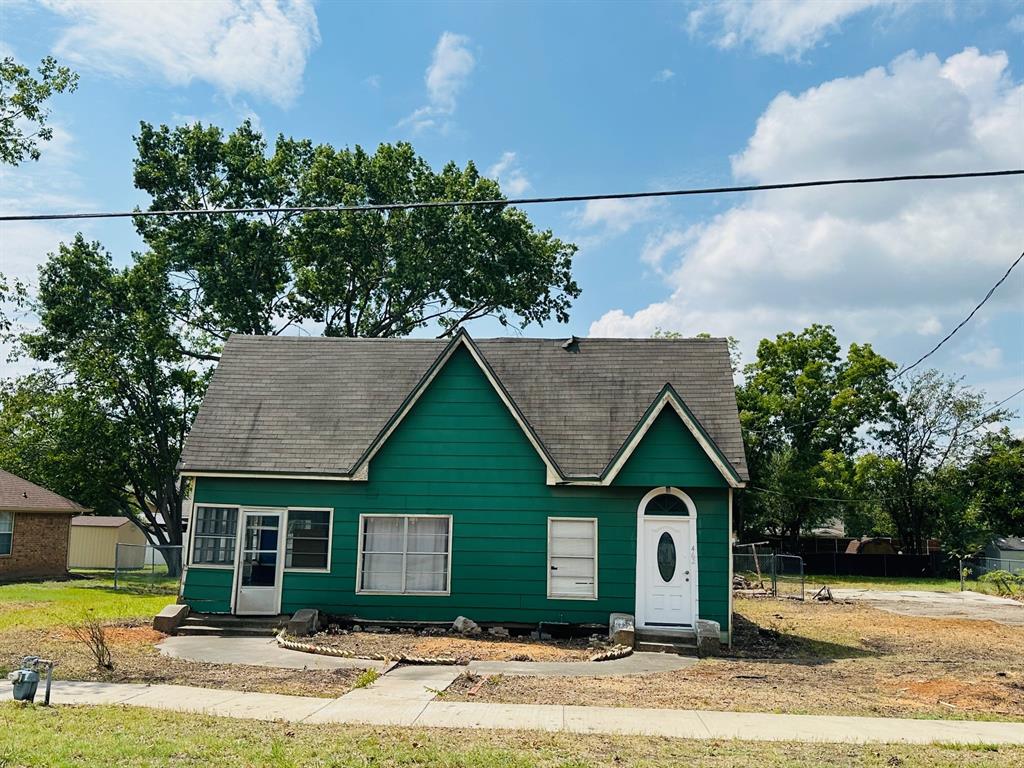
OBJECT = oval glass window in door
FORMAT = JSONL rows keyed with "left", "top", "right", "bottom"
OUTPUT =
{"left": 656, "top": 532, "right": 676, "bottom": 582}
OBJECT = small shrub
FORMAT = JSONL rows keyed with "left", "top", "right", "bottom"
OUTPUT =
{"left": 978, "top": 570, "right": 1023, "bottom": 595}
{"left": 352, "top": 668, "right": 379, "bottom": 689}
{"left": 70, "top": 614, "right": 114, "bottom": 670}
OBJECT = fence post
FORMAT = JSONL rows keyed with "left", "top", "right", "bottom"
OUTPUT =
{"left": 113, "top": 543, "right": 119, "bottom": 590}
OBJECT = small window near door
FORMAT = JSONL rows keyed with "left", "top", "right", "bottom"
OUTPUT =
{"left": 0, "top": 511, "right": 13, "bottom": 556}
{"left": 286, "top": 509, "right": 331, "bottom": 570}
{"left": 192, "top": 506, "right": 238, "bottom": 565}
{"left": 645, "top": 493, "right": 689, "bottom": 515}
{"left": 358, "top": 515, "right": 451, "bottom": 594}
{"left": 548, "top": 517, "right": 598, "bottom": 600}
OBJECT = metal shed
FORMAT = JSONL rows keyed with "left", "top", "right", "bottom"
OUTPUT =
{"left": 68, "top": 516, "right": 148, "bottom": 569}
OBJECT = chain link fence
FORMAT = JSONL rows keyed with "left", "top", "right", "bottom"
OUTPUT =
{"left": 733, "top": 545, "right": 805, "bottom": 600}
{"left": 113, "top": 543, "right": 183, "bottom": 592}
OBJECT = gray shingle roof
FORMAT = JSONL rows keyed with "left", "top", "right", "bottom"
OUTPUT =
{"left": 179, "top": 334, "right": 748, "bottom": 482}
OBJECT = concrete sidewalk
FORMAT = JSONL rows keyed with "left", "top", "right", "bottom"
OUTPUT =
{"left": 41, "top": 680, "right": 1024, "bottom": 745}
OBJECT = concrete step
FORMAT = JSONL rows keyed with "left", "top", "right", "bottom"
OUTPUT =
{"left": 174, "top": 624, "right": 279, "bottom": 638}
{"left": 635, "top": 640, "right": 697, "bottom": 656}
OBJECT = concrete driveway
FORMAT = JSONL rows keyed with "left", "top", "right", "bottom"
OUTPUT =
{"left": 831, "top": 588, "right": 1024, "bottom": 626}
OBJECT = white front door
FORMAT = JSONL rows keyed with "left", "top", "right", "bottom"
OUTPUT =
{"left": 642, "top": 518, "right": 696, "bottom": 627}
{"left": 235, "top": 510, "right": 284, "bottom": 615}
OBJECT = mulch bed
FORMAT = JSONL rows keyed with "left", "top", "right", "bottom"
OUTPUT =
{"left": 304, "top": 626, "right": 602, "bottom": 663}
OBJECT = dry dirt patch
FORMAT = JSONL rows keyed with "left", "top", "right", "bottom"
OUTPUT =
{"left": 307, "top": 628, "right": 596, "bottom": 662}
{"left": 0, "top": 623, "right": 359, "bottom": 698}
{"left": 446, "top": 597, "right": 1024, "bottom": 720}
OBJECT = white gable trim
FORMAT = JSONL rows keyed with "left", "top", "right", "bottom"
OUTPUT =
{"left": 601, "top": 390, "right": 743, "bottom": 489}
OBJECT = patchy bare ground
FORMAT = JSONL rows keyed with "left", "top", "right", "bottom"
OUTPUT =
{"left": 446, "top": 597, "right": 1024, "bottom": 721}
{"left": 307, "top": 628, "right": 598, "bottom": 662}
{"left": 0, "top": 623, "right": 360, "bottom": 698}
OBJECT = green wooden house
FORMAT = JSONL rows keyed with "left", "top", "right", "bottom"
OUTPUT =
{"left": 177, "top": 331, "right": 748, "bottom": 642}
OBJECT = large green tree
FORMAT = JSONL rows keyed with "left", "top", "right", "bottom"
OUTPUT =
{"left": 14, "top": 237, "right": 206, "bottom": 576}
{"left": 737, "top": 324, "right": 894, "bottom": 544}
{"left": 862, "top": 370, "right": 1008, "bottom": 553}
{"left": 957, "top": 429, "right": 1023, "bottom": 536}
{"left": 0, "top": 55, "right": 78, "bottom": 165}
{"left": 132, "top": 122, "right": 579, "bottom": 357}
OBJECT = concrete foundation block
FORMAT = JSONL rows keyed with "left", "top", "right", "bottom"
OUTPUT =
{"left": 153, "top": 603, "right": 189, "bottom": 633}
{"left": 287, "top": 609, "right": 320, "bottom": 636}
{"left": 609, "top": 612, "right": 635, "bottom": 648}
{"left": 696, "top": 619, "right": 721, "bottom": 657}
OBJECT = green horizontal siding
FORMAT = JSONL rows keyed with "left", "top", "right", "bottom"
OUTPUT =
{"left": 185, "top": 345, "right": 732, "bottom": 630}
{"left": 181, "top": 567, "right": 233, "bottom": 613}
{"left": 614, "top": 408, "right": 727, "bottom": 488}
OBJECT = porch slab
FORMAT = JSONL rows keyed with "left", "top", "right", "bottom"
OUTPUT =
{"left": 158, "top": 635, "right": 387, "bottom": 671}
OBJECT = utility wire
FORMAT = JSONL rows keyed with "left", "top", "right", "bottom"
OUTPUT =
{"left": 1, "top": 168, "right": 1020, "bottom": 222}
{"left": 742, "top": 485, "right": 911, "bottom": 505}
{"left": 743, "top": 248, "right": 1024, "bottom": 437}
{"left": 889, "top": 249, "right": 1024, "bottom": 381}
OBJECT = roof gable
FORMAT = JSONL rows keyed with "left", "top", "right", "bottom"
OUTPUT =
{"left": 179, "top": 332, "right": 748, "bottom": 485}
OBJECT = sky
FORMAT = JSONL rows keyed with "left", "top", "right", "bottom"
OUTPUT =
{"left": 0, "top": 0, "right": 1022, "bottom": 429}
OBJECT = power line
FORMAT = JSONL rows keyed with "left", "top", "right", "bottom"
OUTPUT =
{"left": 743, "top": 485, "right": 910, "bottom": 505}
{"left": 1, "top": 168, "right": 1021, "bottom": 222}
{"left": 889, "top": 249, "right": 1024, "bottom": 382}
{"left": 983, "top": 386, "right": 1024, "bottom": 415}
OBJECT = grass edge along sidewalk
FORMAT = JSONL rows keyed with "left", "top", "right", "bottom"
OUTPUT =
{"left": 2, "top": 701, "right": 1023, "bottom": 768}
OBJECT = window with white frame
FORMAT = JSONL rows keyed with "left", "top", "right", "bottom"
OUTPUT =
{"left": 548, "top": 517, "right": 598, "bottom": 599}
{"left": 358, "top": 515, "right": 450, "bottom": 594}
{"left": 192, "top": 506, "right": 238, "bottom": 565}
{"left": 286, "top": 509, "right": 331, "bottom": 569}
{"left": 0, "top": 512, "right": 12, "bottom": 556}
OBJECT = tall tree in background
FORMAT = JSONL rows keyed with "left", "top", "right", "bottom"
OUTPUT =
{"left": 961, "top": 430, "right": 1024, "bottom": 535}
{"left": 859, "top": 370, "right": 1008, "bottom": 553}
{"left": 132, "top": 122, "right": 579, "bottom": 358}
{"left": 0, "top": 55, "right": 78, "bottom": 165}
{"left": 3, "top": 122, "right": 581, "bottom": 571}
{"left": 11, "top": 237, "right": 206, "bottom": 576}
{"left": 737, "top": 324, "right": 894, "bottom": 545}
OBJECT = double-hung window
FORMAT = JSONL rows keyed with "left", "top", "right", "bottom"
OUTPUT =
{"left": 547, "top": 517, "right": 598, "bottom": 599}
{"left": 358, "top": 515, "right": 450, "bottom": 594}
{"left": 192, "top": 506, "right": 238, "bottom": 565}
{"left": 0, "top": 512, "right": 12, "bottom": 556}
{"left": 286, "top": 509, "right": 331, "bottom": 570}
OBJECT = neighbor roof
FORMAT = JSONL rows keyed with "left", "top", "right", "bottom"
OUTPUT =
{"left": 993, "top": 536, "right": 1024, "bottom": 552}
{"left": 71, "top": 515, "right": 132, "bottom": 528}
{"left": 179, "top": 333, "right": 748, "bottom": 483}
{"left": 0, "top": 469, "right": 88, "bottom": 514}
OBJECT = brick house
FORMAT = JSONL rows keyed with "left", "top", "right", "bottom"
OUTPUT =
{"left": 0, "top": 469, "right": 87, "bottom": 582}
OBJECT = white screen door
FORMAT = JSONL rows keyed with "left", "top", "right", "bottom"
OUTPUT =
{"left": 235, "top": 510, "right": 283, "bottom": 615}
{"left": 643, "top": 519, "right": 695, "bottom": 626}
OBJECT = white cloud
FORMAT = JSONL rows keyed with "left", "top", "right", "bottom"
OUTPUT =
{"left": 961, "top": 345, "right": 1004, "bottom": 369}
{"left": 363, "top": 74, "right": 382, "bottom": 89}
{"left": 400, "top": 32, "right": 475, "bottom": 133}
{"left": 39, "top": 0, "right": 320, "bottom": 108}
{"left": 590, "top": 48, "right": 1023, "bottom": 375}
{"left": 653, "top": 68, "right": 675, "bottom": 82}
{"left": 572, "top": 198, "right": 664, "bottom": 238}
{"left": 487, "top": 152, "right": 531, "bottom": 196}
{"left": 687, "top": 0, "right": 914, "bottom": 59}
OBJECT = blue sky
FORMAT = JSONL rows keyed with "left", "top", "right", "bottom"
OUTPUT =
{"left": 1, "top": 0, "right": 1022, "bottom": 427}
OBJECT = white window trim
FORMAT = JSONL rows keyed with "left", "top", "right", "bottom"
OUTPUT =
{"left": 547, "top": 516, "right": 599, "bottom": 601}
{"left": 355, "top": 513, "right": 453, "bottom": 596}
{"left": 188, "top": 504, "right": 241, "bottom": 569}
{"left": 0, "top": 511, "right": 14, "bottom": 558}
{"left": 284, "top": 507, "right": 334, "bottom": 573}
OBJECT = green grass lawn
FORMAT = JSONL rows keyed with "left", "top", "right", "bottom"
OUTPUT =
{"left": 804, "top": 574, "right": 1006, "bottom": 595}
{"left": 0, "top": 577, "right": 177, "bottom": 632}
{"left": 2, "top": 703, "right": 1020, "bottom": 768}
